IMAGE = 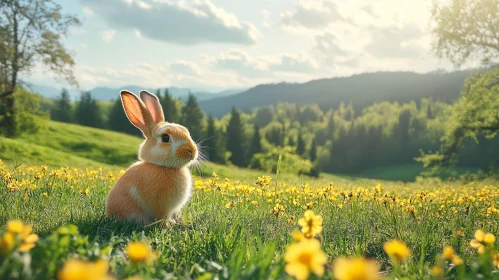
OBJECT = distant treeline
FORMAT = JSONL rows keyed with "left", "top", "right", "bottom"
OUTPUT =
{"left": 47, "top": 87, "right": 499, "bottom": 176}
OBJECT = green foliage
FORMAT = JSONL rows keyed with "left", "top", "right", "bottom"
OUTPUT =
{"left": 0, "top": 87, "right": 47, "bottom": 137}
{"left": 250, "top": 146, "right": 312, "bottom": 175}
{"left": 417, "top": 67, "right": 499, "bottom": 174}
{"left": 50, "top": 89, "right": 72, "bottom": 123}
{"left": 181, "top": 93, "right": 204, "bottom": 141}
{"left": 247, "top": 123, "right": 263, "bottom": 160}
{"left": 0, "top": 0, "right": 80, "bottom": 137}
{"left": 296, "top": 131, "right": 306, "bottom": 156}
{"left": 309, "top": 137, "right": 317, "bottom": 162}
{"left": 74, "top": 92, "right": 104, "bottom": 129}
{"left": 204, "top": 115, "right": 227, "bottom": 164}
{"left": 226, "top": 107, "right": 246, "bottom": 167}
{"left": 159, "top": 89, "right": 180, "bottom": 123}
{"left": 432, "top": 0, "right": 499, "bottom": 67}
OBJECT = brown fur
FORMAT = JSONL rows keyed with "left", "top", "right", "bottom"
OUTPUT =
{"left": 105, "top": 90, "right": 197, "bottom": 225}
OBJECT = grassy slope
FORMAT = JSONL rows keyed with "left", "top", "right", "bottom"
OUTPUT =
{"left": 2, "top": 120, "right": 365, "bottom": 184}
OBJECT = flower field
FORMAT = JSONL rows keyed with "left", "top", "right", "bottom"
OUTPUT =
{"left": 1, "top": 160, "right": 499, "bottom": 279}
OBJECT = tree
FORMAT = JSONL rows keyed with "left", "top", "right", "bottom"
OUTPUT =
{"left": 51, "top": 88, "right": 72, "bottom": 123}
{"left": 248, "top": 123, "right": 263, "bottom": 161}
{"left": 296, "top": 131, "right": 305, "bottom": 156}
{"left": 255, "top": 106, "right": 274, "bottom": 127}
{"left": 432, "top": 0, "right": 499, "bottom": 67}
{"left": 160, "top": 88, "right": 180, "bottom": 123}
{"left": 74, "top": 91, "right": 103, "bottom": 128}
{"left": 396, "top": 109, "right": 411, "bottom": 144}
{"left": 326, "top": 114, "right": 335, "bottom": 139}
{"left": 0, "top": 0, "right": 79, "bottom": 137}
{"left": 417, "top": 67, "right": 499, "bottom": 171}
{"left": 309, "top": 137, "right": 317, "bottom": 162}
{"left": 226, "top": 107, "right": 246, "bottom": 166}
{"left": 420, "top": 0, "right": 499, "bottom": 171}
{"left": 205, "top": 115, "right": 227, "bottom": 164}
{"left": 181, "top": 93, "right": 204, "bottom": 141}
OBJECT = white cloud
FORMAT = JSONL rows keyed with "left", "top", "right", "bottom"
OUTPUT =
{"left": 80, "top": 0, "right": 260, "bottom": 45}
{"left": 270, "top": 53, "right": 318, "bottom": 73}
{"left": 365, "top": 24, "right": 426, "bottom": 59}
{"left": 134, "top": 29, "right": 142, "bottom": 39}
{"left": 101, "top": 30, "right": 116, "bottom": 43}
{"left": 280, "top": 0, "right": 349, "bottom": 30}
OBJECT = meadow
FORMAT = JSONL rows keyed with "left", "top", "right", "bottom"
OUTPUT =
{"left": 0, "top": 121, "right": 499, "bottom": 280}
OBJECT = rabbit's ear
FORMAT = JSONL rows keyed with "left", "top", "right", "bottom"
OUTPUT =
{"left": 120, "top": 90, "right": 154, "bottom": 137}
{"left": 140, "top": 90, "right": 165, "bottom": 123}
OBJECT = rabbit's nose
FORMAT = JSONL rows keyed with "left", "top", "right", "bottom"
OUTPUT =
{"left": 187, "top": 149, "right": 194, "bottom": 159}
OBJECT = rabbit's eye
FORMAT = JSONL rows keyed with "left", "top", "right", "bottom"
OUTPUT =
{"left": 161, "top": 134, "right": 170, "bottom": 143}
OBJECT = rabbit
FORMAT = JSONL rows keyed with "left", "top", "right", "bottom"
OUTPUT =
{"left": 105, "top": 90, "right": 198, "bottom": 225}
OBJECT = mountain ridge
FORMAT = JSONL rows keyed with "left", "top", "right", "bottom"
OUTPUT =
{"left": 199, "top": 70, "right": 475, "bottom": 117}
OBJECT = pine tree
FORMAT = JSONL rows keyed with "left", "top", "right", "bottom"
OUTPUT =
{"left": 296, "top": 131, "right": 305, "bottom": 156}
{"left": 108, "top": 98, "right": 142, "bottom": 136}
{"left": 288, "top": 136, "right": 295, "bottom": 146}
{"left": 226, "top": 107, "right": 246, "bottom": 166}
{"left": 74, "top": 91, "right": 103, "bottom": 128}
{"left": 160, "top": 89, "right": 180, "bottom": 123}
{"left": 181, "top": 93, "right": 204, "bottom": 141}
{"left": 426, "top": 104, "right": 434, "bottom": 119}
{"left": 309, "top": 137, "right": 317, "bottom": 162}
{"left": 51, "top": 88, "right": 72, "bottom": 123}
{"left": 205, "top": 115, "right": 227, "bottom": 163}
{"left": 326, "top": 114, "right": 335, "bottom": 139}
{"left": 248, "top": 123, "right": 263, "bottom": 160}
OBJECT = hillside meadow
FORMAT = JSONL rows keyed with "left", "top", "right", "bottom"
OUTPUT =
{"left": 0, "top": 121, "right": 498, "bottom": 280}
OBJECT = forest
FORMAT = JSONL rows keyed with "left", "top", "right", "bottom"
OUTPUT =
{"left": 25, "top": 69, "right": 498, "bottom": 178}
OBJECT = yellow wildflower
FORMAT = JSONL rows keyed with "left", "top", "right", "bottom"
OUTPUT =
{"left": 284, "top": 238, "right": 327, "bottom": 280}
{"left": 7, "top": 220, "right": 24, "bottom": 233}
{"left": 451, "top": 255, "right": 463, "bottom": 266}
{"left": 493, "top": 252, "right": 499, "bottom": 268}
{"left": 431, "top": 266, "right": 443, "bottom": 277}
{"left": 57, "top": 258, "right": 114, "bottom": 280}
{"left": 125, "top": 242, "right": 156, "bottom": 263}
{"left": 383, "top": 240, "right": 410, "bottom": 262}
{"left": 333, "top": 257, "right": 381, "bottom": 280}
{"left": 1, "top": 220, "right": 39, "bottom": 254}
{"left": 291, "top": 229, "right": 305, "bottom": 242}
{"left": 298, "top": 210, "right": 322, "bottom": 238}
{"left": 470, "top": 229, "right": 495, "bottom": 254}
{"left": 442, "top": 246, "right": 455, "bottom": 260}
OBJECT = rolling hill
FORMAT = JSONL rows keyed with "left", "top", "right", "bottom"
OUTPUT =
{"left": 27, "top": 83, "right": 245, "bottom": 102}
{"left": 200, "top": 70, "right": 473, "bottom": 117}
{"left": 0, "top": 120, "right": 285, "bottom": 180}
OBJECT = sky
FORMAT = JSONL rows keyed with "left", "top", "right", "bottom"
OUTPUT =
{"left": 28, "top": 0, "right": 478, "bottom": 92}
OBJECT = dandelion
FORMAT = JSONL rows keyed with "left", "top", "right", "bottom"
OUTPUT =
{"left": 493, "top": 252, "right": 499, "bottom": 268}
{"left": 298, "top": 210, "right": 322, "bottom": 238}
{"left": 284, "top": 238, "right": 327, "bottom": 280}
{"left": 0, "top": 220, "right": 39, "bottom": 254}
{"left": 57, "top": 258, "right": 114, "bottom": 280}
{"left": 291, "top": 229, "right": 305, "bottom": 242}
{"left": 333, "top": 257, "right": 381, "bottom": 280}
{"left": 470, "top": 229, "right": 495, "bottom": 254}
{"left": 431, "top": 265, "right": 443, "bottom": 277}
{"left": 125, "top": 241, "right": 156, "bottom": 263}
{"left": 442, "top": 246, "right": 455, "bottom": 260}
{"left": 383, "top": 240, "right": 410, "bottom": 262}
{"left": 441, "top": 246, "right": 463, "bottom": 266}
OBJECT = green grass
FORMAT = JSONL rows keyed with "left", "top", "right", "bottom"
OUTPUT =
{"left": 0, "top": 163, "right": 498, "bottom": 279}
{"left": 356, "top": 163, "right": 480, "bottom": 182}
{"left": 1, "top": 121, "right": 499, "bottom": 279}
